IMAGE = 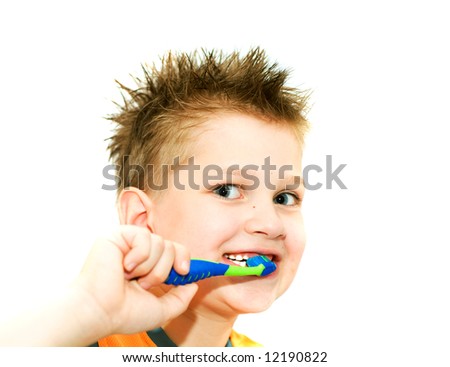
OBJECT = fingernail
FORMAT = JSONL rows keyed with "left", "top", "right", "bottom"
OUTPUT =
{"left": 181, "top": 260, "right": 189, "bottom": 273}
{"left": 125, "top": 262, "right": 136, "bottom": 272}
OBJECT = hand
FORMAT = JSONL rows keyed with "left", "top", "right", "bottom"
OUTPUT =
{"left": 74, "top": 225, "right": 198, "bottom": 338}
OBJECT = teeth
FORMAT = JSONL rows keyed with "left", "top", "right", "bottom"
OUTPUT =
{"left": 224, "top": 253, "right": 247, "bottom": 267}
{"left": 227, "top": 258, "right": 246, "bottom": 267}
{"left": 224, "top": 253, "right": 275, "bottom": 266}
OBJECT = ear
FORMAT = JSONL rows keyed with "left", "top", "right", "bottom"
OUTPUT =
{"left": 118, "top": 187, "right": 154, "bottom": 230}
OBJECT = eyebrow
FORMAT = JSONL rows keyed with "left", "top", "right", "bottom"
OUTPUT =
{"left": 282, "top": 175, "right": 304, "bottom": 190}
{"left": 208, "top": 166, "right": 250, "bottom": 177}
{"left": 219, "top": 166, "right": 304, "bottom": 186}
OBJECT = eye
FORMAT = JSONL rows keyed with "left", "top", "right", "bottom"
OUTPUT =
{"left": 212, "top": 184, "right": 242, "bottom": 199}
{"left": 274, "top": 192, "right": 300, "bottom": 206}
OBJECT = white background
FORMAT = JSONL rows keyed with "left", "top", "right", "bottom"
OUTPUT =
{"left": 0, "top": 1, "right": 449, "bottom": 365}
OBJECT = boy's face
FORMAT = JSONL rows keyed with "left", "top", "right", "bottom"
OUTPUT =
{"left": 150, "top": 112, "right": 306, "bottom": 316}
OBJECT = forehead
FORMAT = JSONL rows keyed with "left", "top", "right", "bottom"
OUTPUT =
{"left": 188, "top": 112, "right": 303, "bottom": 171}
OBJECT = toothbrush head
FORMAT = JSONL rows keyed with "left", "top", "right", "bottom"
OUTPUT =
{"left": 246, "top": 255, "right": 277, "bottom": 276}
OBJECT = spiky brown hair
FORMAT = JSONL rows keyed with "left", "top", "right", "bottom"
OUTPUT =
{"left": 107, "top": 47, "right": 310, "bottom": 195}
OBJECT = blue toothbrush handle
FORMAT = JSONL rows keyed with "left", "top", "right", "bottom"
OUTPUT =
{"left": 165, "top": 259, "right": 230, "bottom": 285}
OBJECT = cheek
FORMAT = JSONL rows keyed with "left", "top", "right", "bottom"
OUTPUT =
{"left": 152, "top": 195, "right": 241, "bottom": 257}
{"left": 278, "top": 221, "right": 305, "bottom": 296}
{"left": 184, "top": 205, "right": 242, "bottom": 257}
{"left": 285, "top": 215, "right": 306, "bottom": 265}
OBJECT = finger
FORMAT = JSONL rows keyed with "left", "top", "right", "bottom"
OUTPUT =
{"left": 114, "top": 283, "right": 198, "bottom": 335}
{"left": 172, "top": 241, "right": 190, "bottom": 275}
{"left": 138, "top": 240, "right": 175, "bottom": 289}
{"left": 110, "top": 225, "right": 152, "bottom": 256}
{"left": 156, "top": 284, "right": 198, "bottom": 324}
{"left": 124, "top": 235, "right": 164, "bottom": 279}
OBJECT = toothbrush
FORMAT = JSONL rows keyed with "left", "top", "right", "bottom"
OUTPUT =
{"left": 165, "top": 255, "right": 276, "bottom": 285}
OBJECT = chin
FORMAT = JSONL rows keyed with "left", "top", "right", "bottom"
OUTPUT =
{"left": 231, "top": 283, "right": 279, "bottom": 313}
{"left": 228, "top": 297, "right": 274, "bottom": 314}
{"left": 195, "top": 277, "right": 280, "bottom": 315}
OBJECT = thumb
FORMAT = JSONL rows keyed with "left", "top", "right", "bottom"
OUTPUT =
{"left": 157, "top": 284, "right": 198, "bottom": 323}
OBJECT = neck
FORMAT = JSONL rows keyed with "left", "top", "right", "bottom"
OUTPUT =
{"left": 163, "top": 308, "right": 237, "bottom": 347}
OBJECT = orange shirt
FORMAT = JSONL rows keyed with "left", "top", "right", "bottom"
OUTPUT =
{"left": 97, "top": 329, "right": 261, "bottom": 347}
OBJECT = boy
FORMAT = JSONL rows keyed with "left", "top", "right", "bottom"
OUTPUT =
{"left": 1, "top": 48, "right": 309, "bottom": 346}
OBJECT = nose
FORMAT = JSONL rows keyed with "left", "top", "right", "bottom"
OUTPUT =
{"left": 244, "top": 202, "right": 286, "bottom": 240}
